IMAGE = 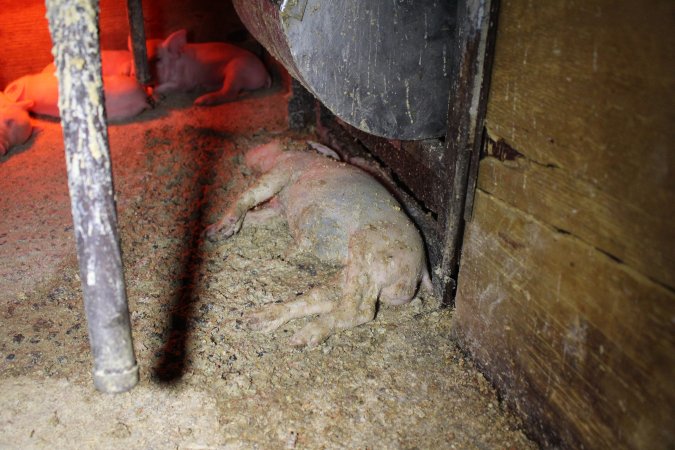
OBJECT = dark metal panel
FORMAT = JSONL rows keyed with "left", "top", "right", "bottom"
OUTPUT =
{"left": 234, "top": 0, "right": 456, "bottom": 140}
{"left": 439, "top": 0, "right": 500, "bottom": 302}
{"left": 233, "top": 0, "right": 303, "bottom": 81}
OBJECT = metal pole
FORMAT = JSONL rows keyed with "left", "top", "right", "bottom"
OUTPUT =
{"left": 439, "top": 0, "right": 500, "bottom": 304}
{"left": 45, "top": 0, "right": 139, "bottom": 394}
{"left": 126, "top": 0, "right": 151, "bottom": 85}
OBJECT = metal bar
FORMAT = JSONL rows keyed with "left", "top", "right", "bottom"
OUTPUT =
{"left": 438, "top": 0, "right": 500, "bottom": 303}
{"left": 45, "top": 0, "right": 138, "bottom": 394}
{"left": 126, "top": 0, "right": 151, "bottom": 85}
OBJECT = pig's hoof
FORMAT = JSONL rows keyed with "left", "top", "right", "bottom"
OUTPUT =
{"left": 203, "top": 224, "right": 223, "bottom": 241}
{"left": 194, "top": 95, "right": 222, "bottom": 107}
{"left": 245, "top": 306, "right": 287, "bottom": 333}
{"left": 289, "top": 322, "right": 331, "bottom": 348}
{"left": 204, "top": 216, "right": 241, "bottom": 240}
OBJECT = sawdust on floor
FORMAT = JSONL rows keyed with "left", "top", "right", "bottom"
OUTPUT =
{"left": 0, "top": 90, "right": 537, "bottom": 449}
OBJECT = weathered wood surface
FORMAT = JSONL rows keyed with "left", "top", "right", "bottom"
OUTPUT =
{"left": 484, "top": 0, "right": 675, "bottom": 288}
{"left": 455, "top": 191, "right": 675, "bottom": 449}
{"left": 454, "top": 0, "right": 675, "bottom": 448}
{"left": 479, "top": 138, "right": 675, "bottom": 289}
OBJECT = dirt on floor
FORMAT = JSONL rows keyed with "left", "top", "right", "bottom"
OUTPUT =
{"left": 0, "top": 89, "right": 537, "bottom": 449}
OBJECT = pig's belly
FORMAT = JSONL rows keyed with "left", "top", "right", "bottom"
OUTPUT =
{"left": 281, "top": 168, "right": 404, "bottom": 264}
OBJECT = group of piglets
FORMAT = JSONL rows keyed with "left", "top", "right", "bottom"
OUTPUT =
{"left": 0, "top": 29, "right": 270, "bottom": 155}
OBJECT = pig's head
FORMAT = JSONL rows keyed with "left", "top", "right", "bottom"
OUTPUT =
{"left": 153, "top": 29, "right": 189, "bottom": 86}
{"left": 3, "top": 77, "right": 28, "bottom": 104}
{"left": 245, "top": 140, "right": 285, "bottom": 173}
{"left": 0, "top": 99, "right": 33, "bottom": 156}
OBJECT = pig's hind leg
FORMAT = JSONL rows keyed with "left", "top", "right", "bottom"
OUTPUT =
{"left": 288, "top": 271, "right": 379, "bottom": 347}
{"left": 288, "top": 228, "right": 388, "bottom": 347}
{"left": 288, "top": 223, "right": 425, "bottom": 347}
{"left": 245, "top": 283, "right": 339, "bottom": 333}
{"left": 194, "top": 57, "right": 268, "bottom": 106}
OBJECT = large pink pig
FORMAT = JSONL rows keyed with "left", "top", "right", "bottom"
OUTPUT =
{"left": 151, "top": 29, "right": 271, "bottom": 105}
{"left": 4, "top": 72, "right": 151, "bottom": 121}
{"left": 205, "top": 140, "right": 431, "bottom": 347}
{"left": 0, "top": 92, "right": 33, "bottom": 156}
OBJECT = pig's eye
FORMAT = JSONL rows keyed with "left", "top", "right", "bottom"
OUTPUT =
{"left": 3, "top": 118, "right": 14, "bottom": 127}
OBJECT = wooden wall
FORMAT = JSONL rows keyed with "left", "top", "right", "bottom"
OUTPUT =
{"left": 454, "top": 1, "right": 675, "bottom": 448}
{"left": 0, "top": 0, "right": 249, "bottom": 89}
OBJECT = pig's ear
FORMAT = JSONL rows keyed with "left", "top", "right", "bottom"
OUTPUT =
{"left": 163, "top": 29, "right": 188, "bottom": 55}
{"left": 3, "top": 80, "right": 24, "bottom": 102}
{"left": 15, "top": 99, "right": 34, "bottom": 111}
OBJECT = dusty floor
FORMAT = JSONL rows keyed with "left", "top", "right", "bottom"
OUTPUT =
{"left": 0, "top": 89, "right": 537, "bottom": 449}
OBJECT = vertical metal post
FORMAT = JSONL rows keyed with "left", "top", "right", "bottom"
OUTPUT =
{"left": 126, "top": 0, "right": 151, "bottom": 85}
{"left": 439, "top": 0, "right": 500, "bottom": 303}
{"left": 45, "top": 0, "right": 138, "bottom": 393}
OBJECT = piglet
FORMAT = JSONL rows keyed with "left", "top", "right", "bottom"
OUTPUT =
{"left": 205, "top": 140, "right": 430, "bottom": 347}
{"left": 4, "top": 72, "right": 150, "bottom": 121}
{"left": 4, "top": 72, "right": 60, "bottom": 117}
{"left": 42, "top": 49, "right": 133, "bottom": 78}
{"left": 0, "top": 92, "right": 33, "bottom": 156}
{"left": 152, "top": 29, "right": 271, "bottom": 106}
{"left": 101, "top": 75, "right": 152, "bottom": 121}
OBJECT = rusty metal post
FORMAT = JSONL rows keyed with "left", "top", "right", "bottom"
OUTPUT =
{"left": 439, "top": 0, "right": 500, "bottom": 303}
{"left": 126, "top": 0, "right": 151, "bottom": 85}
{"left": 45, "top": 0, "right": 138, "bottom": 393}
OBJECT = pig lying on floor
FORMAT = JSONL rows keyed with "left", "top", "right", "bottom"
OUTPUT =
{"left": 205, "top": 140, "right": 430, "bottom": 347}
{"left": 42, "top": 49, "right": 135, "bottom": 78}
{"left": 0, "top": 92, "right": 33, "bottom": 156}
{"left": 151, "top": 29, "right": 271, "bottom": 106}
{"left": 4, "top": 71, "right": 151, "bottom": 121}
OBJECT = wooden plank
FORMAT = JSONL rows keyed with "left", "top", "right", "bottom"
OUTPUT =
{"left": 485, "top": 0, "right": 675, "bottom": 285}
{"left": 479, "top": 138, "right": 675, "bottom": 288}
{"left": 454, "top": 191, "right": 675, "bottom": 449}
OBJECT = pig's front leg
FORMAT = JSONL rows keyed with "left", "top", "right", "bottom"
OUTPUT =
{"left": 204, "top": 167, "right": 289, "bottom": 239}
{"left": 154, "top": 81, "right": 181, "bottom": 95}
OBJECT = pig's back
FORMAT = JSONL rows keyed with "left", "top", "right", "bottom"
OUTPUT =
{"left": 281, "top": 158, "right": 408, "bottom": 263}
